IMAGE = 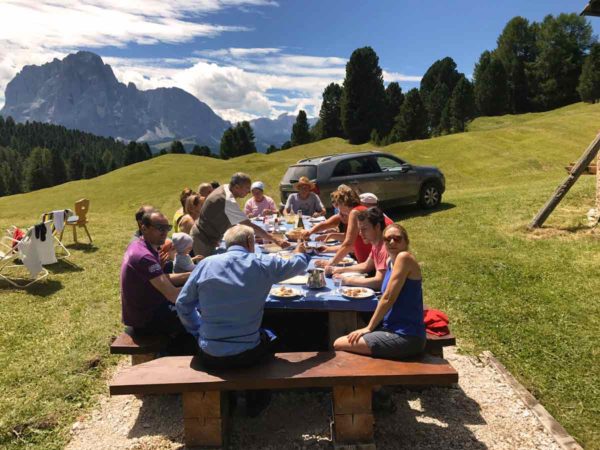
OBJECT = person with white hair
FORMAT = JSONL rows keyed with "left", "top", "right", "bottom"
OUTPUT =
{"left": 176, "top": 224, "right": 309, "bottom": 369}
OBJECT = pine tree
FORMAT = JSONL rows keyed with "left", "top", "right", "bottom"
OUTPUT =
{"left": 291, "top": 110, "right": 311, "bottom": 146}
{"left": 496, "top": 16, "right": 536, "bottom": 113}
{"left": 220, "top": 122, "right": 257, "bottom": 159}
{"left": 50, "top": 149, "right": 67, "bottom": 185}
{"left": 82, "top": 163, "right": 98, "bottom": 179}
{"left": 101, "top": 149, "right": 115, "bottom": 173}
{"left": 388, "top": 89, "right": 428, "bottom": 143}
{"left": 24, "top": 147, "right": 54, "bottom": 191}
{"left": 169, "top": 140, "right": 186, "bottom": 154}
{"left": 382, "top": 82, "right": 404, "bottom": 137}
{"left": 474, "top": 51, "right": 509, "bottom": 116}
{"left": 528, "top": 13, "right": 593, "bottom": 110}
{"left": 220, "top": 128, "right": 236, "bottom": 160}
{"left": 449, "top": 76, "right": 476, "bottom": 132}
{"left": 341, "top": 47, "right": 387, "bottom": 144}
{"left": 191, "top": 145, "right": 212, "bottom": 156}
{"left": 124, "top": 141, "right": 138, "bottom": 165}
{"left": 319, "top": 83, "right": 344, "bottom": 139}
{"left": 266, "top": 145, "right": 279, "bottom": 154}
{"left": 68, "top": 151, "right": 84, "bottom": 180}
{"left": 578, "top": 43, "right": 600, "bottom": 103}
{"left": 281, "top": 141, "right": 292, "bottom": 150}
{"left": 420, "top": 57, "right": 461, "bottom": 132}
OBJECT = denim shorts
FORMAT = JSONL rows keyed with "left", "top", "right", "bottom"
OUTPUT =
{"left": 363, "top": 328, "right": 426, "bottom": 360}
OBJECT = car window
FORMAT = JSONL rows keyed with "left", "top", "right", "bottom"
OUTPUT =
{"left": 282, "top": 165, "right": 317, "bottom": 183}
{"left": 376, "top": 156, "right": 404, "bottom": 172}
{"left": 332, "top": 157, "right": 377, "bottom": 177}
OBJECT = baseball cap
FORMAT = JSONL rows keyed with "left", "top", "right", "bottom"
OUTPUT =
{"left": 251, "top": 181, "right": 265, "bottom": 191}
{"left": 172, "top": 232, "right": 193, "bottom": 254}
{"left": 359, "top": 193, "right": 378, "bottom": 205}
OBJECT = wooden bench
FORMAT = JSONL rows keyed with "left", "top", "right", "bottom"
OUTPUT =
{"left": 110, "top": 351, "right": 458, "bottom": 448}
{"left": 110, "top": 327, "right": 169, "bottom": 365}
{"left": 111, "top": 327, "right": 456, "bottom": 365}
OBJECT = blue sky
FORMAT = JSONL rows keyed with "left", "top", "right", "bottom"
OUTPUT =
{"left": 0, "top": 1, "right": 595, "bottom": 121}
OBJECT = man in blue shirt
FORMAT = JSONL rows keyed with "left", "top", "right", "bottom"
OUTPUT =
{"left": 176, "top": 224, "right": 309, "bottom": 369}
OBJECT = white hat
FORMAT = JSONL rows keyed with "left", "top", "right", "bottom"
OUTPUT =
{"left": 251, "top": 181, "right": 265, "bottom": 191}
{"left": 360, "top": 193, "right": 379, "bottom": 205}
{"left": 172, "top": 232, "right": 193, "bottom": 254}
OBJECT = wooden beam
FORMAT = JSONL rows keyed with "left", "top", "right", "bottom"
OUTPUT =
{"left": 529, "top": 134, "right": 600, "bottom": 229}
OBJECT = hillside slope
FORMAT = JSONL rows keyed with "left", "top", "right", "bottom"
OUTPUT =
{"left": 1, "top": 103, "right": 599, "bottom": 449}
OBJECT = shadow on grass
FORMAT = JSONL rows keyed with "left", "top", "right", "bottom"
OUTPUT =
{"left": 48, "top": 259, "right": 84, "bottom": 273}
{"left": 65, "top": 243, "right": 99, "bottom": 253}
{"left": 387, "top": 202, "right": 456, "bottom": 222}
{"left": 0, "top": 278, "right": 63, "bottom": 296}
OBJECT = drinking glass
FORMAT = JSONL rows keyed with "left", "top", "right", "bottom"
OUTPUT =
{"left": 333, "top": 276, "right": 343, "bottom": 295}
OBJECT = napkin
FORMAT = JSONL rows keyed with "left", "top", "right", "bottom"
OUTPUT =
{"left": 279, "top": 275, "right": 308, "bottom": 284}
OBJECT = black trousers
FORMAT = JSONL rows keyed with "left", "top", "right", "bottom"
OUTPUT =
{"left": 198, "top": 330, "right": 275, "bottom": 370}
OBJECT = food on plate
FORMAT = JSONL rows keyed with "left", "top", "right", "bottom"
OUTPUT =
{"left": 276, "top": 251, "right": 293, "bottom": 260}
{"left": 270, "top": 286, "right": 300, "bottom": 297}
{"left": 341, "top": 287, "right": 373, "bottom": 298}
{"left": 285, "top": 228, "right": 305, "bottom": 241}
{"left": 335, "top": 257, "right": 355, "bottom": 266}
{"left": 262, "top": 243, "right": 282, "bottom": 253}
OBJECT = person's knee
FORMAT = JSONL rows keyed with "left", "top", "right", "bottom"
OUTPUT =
{"left": 333, "top": 336, "right": 347, "bottom": 350}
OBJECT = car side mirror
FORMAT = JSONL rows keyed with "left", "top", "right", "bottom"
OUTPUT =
{"left": 400, "top": 164, "right": 411, "bottom": 172}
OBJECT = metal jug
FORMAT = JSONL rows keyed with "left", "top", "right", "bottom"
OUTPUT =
{"left": 306, "top": 268, "right": 326, "bottom": 289}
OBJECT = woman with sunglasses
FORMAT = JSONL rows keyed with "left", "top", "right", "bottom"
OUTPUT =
{"left": 333, "top": 223, "right": 426, "bottom": 360}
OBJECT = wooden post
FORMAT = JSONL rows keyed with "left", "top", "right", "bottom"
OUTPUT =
{"left": 328, "top": 312, "right": 358, "bottom": 348}
{"left": 332, "top": 385, "right": 375, "bottom": 448}
{"left": 529, "top": 134, "right": 600, "bottom": 229}
{"left": 182, "top": 391, "right": 228, "bottom": 448}
{"left": 131, "top": 354, "right": 155, "bottom": 366}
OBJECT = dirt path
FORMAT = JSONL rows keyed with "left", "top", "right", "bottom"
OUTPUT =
{"left": 66, "top": 347, "right": 563, "bottom": 449}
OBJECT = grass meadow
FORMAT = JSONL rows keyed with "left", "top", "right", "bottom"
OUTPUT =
{"left": 1, "top": 102, "right": 599, "bottom": 449}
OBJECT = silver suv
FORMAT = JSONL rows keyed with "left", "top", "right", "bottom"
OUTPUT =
{"left": 279, "top": 151, "right": 445, "bottom": 210}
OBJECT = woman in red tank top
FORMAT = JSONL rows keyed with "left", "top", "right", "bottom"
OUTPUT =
{"left": 315, "top": 186, "right": 371, "bottom": 267}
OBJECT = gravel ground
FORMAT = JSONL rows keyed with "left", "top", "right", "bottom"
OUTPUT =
{"left": 66, "top": 347, "right": 563, "bottom": 450}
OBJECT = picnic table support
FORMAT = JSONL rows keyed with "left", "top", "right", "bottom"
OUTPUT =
{"left": 183, "top": 390, "right": 228, "bottom": 448}
{"left": 328, "top": 312, "right": 358, "bottom": 348}
{"left": 332, "top": 385, "right": 375, "bottom": 449}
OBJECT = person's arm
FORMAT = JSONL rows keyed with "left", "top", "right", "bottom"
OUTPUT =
{"left": 149, "top": 274, "right": 182, "bottom": 304}
{"left": 312, "top": 194, "right": 326, "bottom": 217}
{"left": 244, "top": 199, "right": 254, "bottom": 218}
{"left": 319, "top": 209, "right": 359, "bottom": 267}
{"left": 302, "top": 214, "right": 341, "bottom": 239}
{"left": 175, "top": 274, "right": 202, "bottom": 338}
{"left": 347, "top": 253, "right": 412, "bottom": 344}
{"left": 284, "top": 195, "right": 293, "bottom": 215}
{"left": 167, "top": 271, "right": 190, "bottom": 286}
{"left": 242, "top": 219, "right": 289, "bottom": 248}
{"left": 265, "top": 242, "right": 310, "bottom": 282}
{"left": 342, "top": 268, "right": 385, "bottom": 290}
{"left": 332, "top": 255, "right": 373, "bottom": 275}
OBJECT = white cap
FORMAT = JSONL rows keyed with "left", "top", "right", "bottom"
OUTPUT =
{"left": 171, "top": 232, "right": 193, "bottom": 254}
{"left": 251, "top": 181, "right": 265, "bottom": 191}
{"left": 360, "top": 193, "right": 378, "bottom": 205}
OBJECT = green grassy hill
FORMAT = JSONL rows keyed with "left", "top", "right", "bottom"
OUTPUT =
{"left": 1, "top": 103, "right": 599, "bottom": 449}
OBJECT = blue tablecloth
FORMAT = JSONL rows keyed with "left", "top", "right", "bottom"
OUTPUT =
{"left": 251, "top": 218, "right": 378, "bottom": 313}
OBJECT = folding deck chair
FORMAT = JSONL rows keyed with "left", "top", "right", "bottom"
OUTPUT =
{"left": 40, "top": 210, "right": 73, "bottom": 258}
{"left": 0, "top": 226, "right": 49, "bottom": 288}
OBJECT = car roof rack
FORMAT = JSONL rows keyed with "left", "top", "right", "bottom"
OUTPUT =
{"left": 296, "top": 150, "right": 383, "bottom": 164}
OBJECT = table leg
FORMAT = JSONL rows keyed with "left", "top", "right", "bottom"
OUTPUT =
{"left": 183, "top": 391, "right": 228, "bottom": 448}
{"left": 328, "top": 311, "right": 358, "bottom": 349}
{"left": 332, "top": 385, "right": 375, "bottom": 447}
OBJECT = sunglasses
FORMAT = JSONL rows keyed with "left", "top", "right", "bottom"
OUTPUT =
{"left": 151, "top": 223, "right": 172, "bottom": 233}
{"left": 383, "top": 235, "right": 403, "bottom": 243}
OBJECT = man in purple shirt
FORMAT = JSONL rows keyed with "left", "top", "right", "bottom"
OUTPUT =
{"left": 120, "top": 210, "right": 191, "bottom": 336}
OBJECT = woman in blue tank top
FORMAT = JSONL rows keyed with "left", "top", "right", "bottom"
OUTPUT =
{"left": 333, "top": 223, "right": 426, "bottom": 360}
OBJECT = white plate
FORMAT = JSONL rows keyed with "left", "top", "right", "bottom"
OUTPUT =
{"left": 269, "top": 286, "right": 303, "bottom": 299}
{"left": 308, "top": 216, "right": 326, "bottom": 223}
{"left": 334, "top": 257, "right": 356, "bottom": 267}
{"left": 341, "top": 272, "right": 368, "bottom": 279}
{"left": 340, "top": 287, "right": 375, "bottom": 299}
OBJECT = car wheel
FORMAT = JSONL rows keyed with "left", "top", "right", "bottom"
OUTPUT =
{"left": 418, "top": 182, "right": 442, "bottom": 209}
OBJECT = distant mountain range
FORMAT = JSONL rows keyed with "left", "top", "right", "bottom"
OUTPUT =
{"left": 0, "top": 51, "right": 315, "bottom": 153}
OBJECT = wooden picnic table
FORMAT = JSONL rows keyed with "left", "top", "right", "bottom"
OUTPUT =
{"left": 253, "top": 216, "right": 377, "bottom": 348}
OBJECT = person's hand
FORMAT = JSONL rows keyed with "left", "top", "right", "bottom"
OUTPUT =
{"left": 331, "top": 267, "right": 344, "bottom": 275}
{"left": 312, "top": 212, "right": 321, "bottom": 218}
{"left": 192, "top": 255, "right": 204, "bottom": 263}
{"left": 324, "top": 264, "right": 335, "bottom": 276}
{"left": 314, "top": 259, "right": 329, "bottom": 268}
{"left": 294, "top": 241, "right": 307, "bottom": 254}
{"left": 315, "top": 233, "right": 327, "bottom": 242}
{"left": 275, "top": 237, "right": 291, "bottom": 248}
{"left": 347, "top": 327, "right": 371, "bottom": 345}
{"left": 300, "top": 229, "right": 312, "bottom": 240}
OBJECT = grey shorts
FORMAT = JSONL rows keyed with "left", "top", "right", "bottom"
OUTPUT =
{"left": 363, "top": 329, "right": 426, "bottom": 360}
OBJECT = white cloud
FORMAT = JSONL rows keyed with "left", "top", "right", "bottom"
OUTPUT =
{"left": 0, "top": 0, "right": 423, "bottom": 121}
